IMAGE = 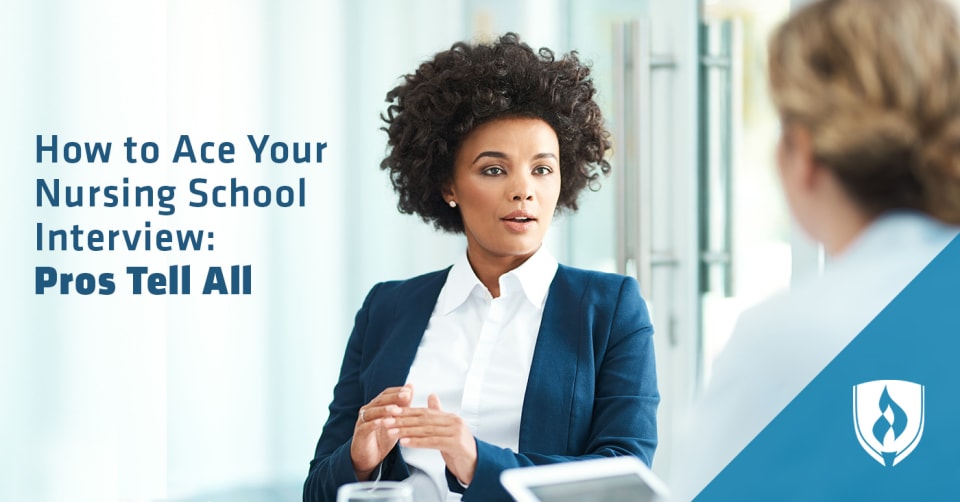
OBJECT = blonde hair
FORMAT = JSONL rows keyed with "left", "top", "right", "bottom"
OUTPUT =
{"left": 768, "top": 0, "right": 960, "bottom": 223}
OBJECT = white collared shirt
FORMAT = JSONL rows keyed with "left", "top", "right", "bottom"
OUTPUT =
{"left": 401, "top": 247, "right": 559, "bottom": 502}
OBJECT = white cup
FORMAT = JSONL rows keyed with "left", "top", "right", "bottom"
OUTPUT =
{"left": 336, "top": 481, "right": 414, "bottom": 502}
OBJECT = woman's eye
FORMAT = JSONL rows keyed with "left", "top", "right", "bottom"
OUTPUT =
{"left": 482, "top": 166, "right": 505, "bottom": 176}
{"left": 533, "top": 166, "right": 553, "bottom": 175}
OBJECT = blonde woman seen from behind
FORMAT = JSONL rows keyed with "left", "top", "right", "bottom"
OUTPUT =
{"left": 670, "top": 0, "right": 960, "bottom": 499}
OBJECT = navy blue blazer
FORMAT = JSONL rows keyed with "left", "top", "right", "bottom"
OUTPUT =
{"left": 303, "top": 264, "right": 659, "bottom": 502}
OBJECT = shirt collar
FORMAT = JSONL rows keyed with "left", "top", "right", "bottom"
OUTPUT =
{"left": 436, "top": 246, "right": 559, "bottom": 315}
{"left": 505, "top": 246, "right": 559, "bottom": 309}
{"left": 837, "top": 210, "right": 959, "bottom": 266}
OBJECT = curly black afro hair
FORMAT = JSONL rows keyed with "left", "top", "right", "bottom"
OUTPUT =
{"left": 380, "top": 32, "right": 612, "bottom": 233}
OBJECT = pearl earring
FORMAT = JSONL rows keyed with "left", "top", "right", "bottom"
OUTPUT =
{"left": 449, "top": 200, "right": 457, "bottom": 208}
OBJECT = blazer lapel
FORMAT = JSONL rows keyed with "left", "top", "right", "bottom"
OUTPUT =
{"left": 364, "top": 268, "right": 450, "bottom": 397}
{"left": 519, "top": 266, "right": 584, "bottom": 454}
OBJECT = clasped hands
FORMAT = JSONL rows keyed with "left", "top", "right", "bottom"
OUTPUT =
{"left": 350, "top": 384, "right": 477, "bottom": 486}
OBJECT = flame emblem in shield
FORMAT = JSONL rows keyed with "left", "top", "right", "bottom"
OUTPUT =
{"left": 853, "top": 380, "right": 925, "bottom": 466}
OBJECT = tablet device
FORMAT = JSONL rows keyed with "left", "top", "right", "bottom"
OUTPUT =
{"left": 500, "top": 456, "right": 670, "bottom": 502}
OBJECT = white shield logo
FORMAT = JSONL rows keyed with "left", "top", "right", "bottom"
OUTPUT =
{"left": 852, "top": 380, "right": 925, "bottom": 466}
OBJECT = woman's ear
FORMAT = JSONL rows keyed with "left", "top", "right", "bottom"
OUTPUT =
{"left": 778, "top": 123, "right": 840, "bottom": 246}
{"left": 441, "top": 183, "right": 456, "bottom": 205}
{"left": 780, "top": 125, "right": 819, "bottom": 190}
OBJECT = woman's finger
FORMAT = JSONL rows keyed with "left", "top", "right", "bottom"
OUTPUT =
{"left": 355, "top": 385, "right": 414, "bottom": 423}
{"left": 357, "top": 403, "right": 406, "bottom": 424}
{"left": 386, "top": 412, "right": 466, "bottom": 438}
{"left": 384, "top": 411, "right": 455, "bottom": 428}
{"left": 398, "top": 435, "right": 463, "bottom": 449}
{"left": 365, "top": 385, "right": 414, "bottom": 407}
{"left": 387, "top": 424, "right": 452, "bottom": 439}
{"left": 387, "top": 405, "right": 447, "bottom": 420}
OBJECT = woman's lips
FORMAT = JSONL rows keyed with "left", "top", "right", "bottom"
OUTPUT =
{"left": 502, "top": 219, "right": 534, "bottom": 232}
{"left": 501, "top": 210, "right": 537, "bottom": 232}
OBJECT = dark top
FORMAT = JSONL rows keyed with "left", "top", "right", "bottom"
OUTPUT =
{"left": 303, "top": 265, "right": 659, "bottom": 501}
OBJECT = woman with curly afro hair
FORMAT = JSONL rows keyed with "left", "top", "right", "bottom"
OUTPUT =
{"left": 305, "top": 33, "right": 659, "bottom": 502}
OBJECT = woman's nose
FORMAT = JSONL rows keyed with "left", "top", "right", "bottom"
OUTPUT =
{"left": 512, "top": 190, "right": 534, "bottom": 201}
{"left": 511, "top": 178, "right": 534, "bottom": 201}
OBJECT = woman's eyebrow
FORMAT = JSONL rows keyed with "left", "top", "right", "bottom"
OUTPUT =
{"left": 472, "top": 151, "right": 508, "bottom": 163}
{"left": 472, "top": 151, "right": 558, "bottom": 163}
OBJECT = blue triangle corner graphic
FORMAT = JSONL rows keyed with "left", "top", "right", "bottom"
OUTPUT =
{"left": 694, "top": 235, "right": 960, "bottom": 501}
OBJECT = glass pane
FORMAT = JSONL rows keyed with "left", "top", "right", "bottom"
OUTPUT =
{"left": 698, "top": 1, "right": 793, "bottom": 386}
{"left": 563, "top": 0, "right": 650, "bottom": 273}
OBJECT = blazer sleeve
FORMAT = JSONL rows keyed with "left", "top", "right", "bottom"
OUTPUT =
{"left": 452, "top": 275, "right": 659, "bottom": 501}
{"left": 302, "top": 283, "right": 411, "bottom": 502}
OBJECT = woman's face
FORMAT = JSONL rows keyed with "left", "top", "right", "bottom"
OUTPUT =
{"left": 446, "top": 117, "right": 561, "bottom": 263}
